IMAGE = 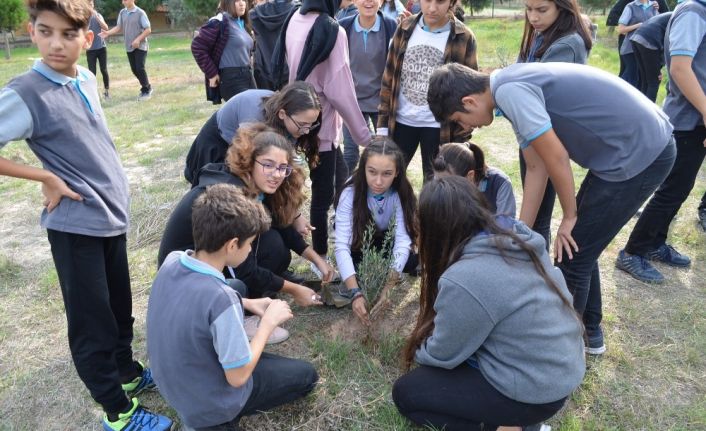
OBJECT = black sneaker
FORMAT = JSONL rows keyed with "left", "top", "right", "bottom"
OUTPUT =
{"left": 698, "top": 208, "right": 706, "bottom": 232}
{"left": 585, "top": 327, "right": 606, "bottom": 356}
{"left": 647, "top": 243, "right": 691, "bottom": 267}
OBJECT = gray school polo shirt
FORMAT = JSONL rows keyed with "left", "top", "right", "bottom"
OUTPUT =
{"left": 216, "top": 89, "right": 273, "bottom": 143}
{"left": 147, "top": 251, "right": 253, "bottom": 428}
{"left": 348, "top": 15, "right": 387, "bottom": 113}
{"left": 663, "top": 0, "right": 706, "bottom": 131}
{"left": 117, "top": 6, "right": 150, "bottom": 52}
{"left": 618, "top": 0, "right": 657, "bottom": 55}
{"left": 491, "top": 62, "right": 673, "bottom": 182}
{"left": 219, "top": 15, "right": 254, "bottom": 69}
{"left": 1, "top": 60, "right": 129, "bottom": 236}
{"left": 88, "top": 12, "right": 107, "bottom": 50}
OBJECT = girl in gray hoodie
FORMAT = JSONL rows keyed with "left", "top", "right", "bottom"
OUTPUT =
{"left": 393, "top": 176, "right": 585, "bottom": 431}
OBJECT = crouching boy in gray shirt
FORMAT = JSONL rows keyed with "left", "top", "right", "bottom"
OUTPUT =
{"left": 147, "top": 184, "right": 318, "bottom": 430}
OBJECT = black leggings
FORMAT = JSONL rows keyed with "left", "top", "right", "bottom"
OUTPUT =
{"left": 393, "top": 122, "right": 441, "bottom": 182}
{"left": 393, "top": 363, "right": 567, "bottom": 431}
{"left": 86, "top": 47, "right": 109, "bottom": 90}
{"left": 309, "top": 147, "right": 348, "bottom": 255}
{"left": 631, "top": 42, "right": 662, "bottom": 103}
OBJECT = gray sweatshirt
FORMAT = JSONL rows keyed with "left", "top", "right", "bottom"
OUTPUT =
{"left": 415, "top": 221, "right": 585, "bottom": 404}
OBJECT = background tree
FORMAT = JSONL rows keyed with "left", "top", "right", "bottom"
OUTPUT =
{"left": 0, "top": 0, "right": 25, "bottom": 59}
{"left": 460, "top": 0, "right": 492, "bottom": 16}
{"left": 166, "top": 0, "right": 202, "bottom": 30}
{"left": 182, "top": 0, "right": 218, "bottom": 20}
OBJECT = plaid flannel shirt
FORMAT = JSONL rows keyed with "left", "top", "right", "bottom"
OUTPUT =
{"left": 377, "top": 14, "right": 478, "bottom": 143}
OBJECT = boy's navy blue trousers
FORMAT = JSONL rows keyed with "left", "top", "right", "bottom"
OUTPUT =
{"left": 190, "top": 353, "right": 318, "bottom": 430}
{"left": 47, "top": 230, "right": 135, "bottom": 414}
{"left": 556, "top": 140, "right": 676, "bottom": 335}
{"left": 626, "top": 126, "right": 706, "bottom": 255}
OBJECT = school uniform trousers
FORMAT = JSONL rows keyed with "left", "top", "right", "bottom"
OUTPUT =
{"left": 625, "top": 127, "right": 706, "bottom": 254}
{"left": 47, "top": 230, "right": 136, "bottom": 414}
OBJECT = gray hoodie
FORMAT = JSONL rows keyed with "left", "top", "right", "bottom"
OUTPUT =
{"left": 415, "top": 221, "right": 585, "bottom": 404}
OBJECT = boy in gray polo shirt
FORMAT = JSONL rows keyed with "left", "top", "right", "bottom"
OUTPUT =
{"left": 148, "top": 184, "right": 318, "bottom": 430}
{"left": 618, "top": 0, "right": 706, "bottom": 282}
{"left": 0, "top": 0, "right": 171, "bottom": 429}
{"left": 427, "top": 62, "right": 676, "bottom": 356}
{"left": 100, "top": 0, "right": 152, "bottom": 100}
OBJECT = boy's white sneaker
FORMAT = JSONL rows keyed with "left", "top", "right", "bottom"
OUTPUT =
{"left": 243, "top": 316, "right": 289, "bottom": 345}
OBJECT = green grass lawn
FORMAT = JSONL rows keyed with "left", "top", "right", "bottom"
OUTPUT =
{"left": 0, "top": 18, "right": 704, "bottom": 431}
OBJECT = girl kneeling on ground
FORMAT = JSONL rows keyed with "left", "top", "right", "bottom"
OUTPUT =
{"left": 393, "top": 176, "right": 585, "bottom": 431}
{"left": 432, "top": 142, "right": 516, "bottom": 218}
{"left": 159, "top": 124, "right": 333, "bottom": 343}
{"left": 334, "top": 137, "right": 418, "bottom": 325}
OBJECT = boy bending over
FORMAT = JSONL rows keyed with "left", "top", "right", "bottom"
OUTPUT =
{"left": 427, "top": 62, "right": 676, "bottom": 356}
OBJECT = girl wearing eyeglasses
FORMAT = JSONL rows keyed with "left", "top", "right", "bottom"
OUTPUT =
{"left": 184, "top": 81, "right": 322, "bottom": 186}
{"left": 160, "top": 123, "right": 333, "bottom": 344}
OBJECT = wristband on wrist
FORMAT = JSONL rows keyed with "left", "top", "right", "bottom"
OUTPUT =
{"left": 294, "top": 212, "right": 302, "bottom": 219}
{"left": 348, "top": 287, "right": 364, "bottom": 301}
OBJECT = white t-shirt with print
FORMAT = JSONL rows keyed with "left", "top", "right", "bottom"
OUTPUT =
{"left": 395, "top": 24, "right": 450, "bottom": 128}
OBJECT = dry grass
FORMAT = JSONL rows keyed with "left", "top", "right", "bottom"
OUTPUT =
{"left": 1, "top": 22, "right": 705, "bottom": 431}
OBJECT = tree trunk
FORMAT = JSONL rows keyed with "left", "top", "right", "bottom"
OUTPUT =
{"left": 4, "top": 31, "right": 11, "bottom": 60}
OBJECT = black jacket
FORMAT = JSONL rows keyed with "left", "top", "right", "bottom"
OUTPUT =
{"left": 157, "top": 163, "right": 308, "bottom": 293}
{"left": 250, "top": 0, "right": 298, "bottom": 90}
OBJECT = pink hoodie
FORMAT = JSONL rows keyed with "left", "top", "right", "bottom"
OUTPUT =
{"left": 286, "top": 12, "right": 371, "bottom": 152}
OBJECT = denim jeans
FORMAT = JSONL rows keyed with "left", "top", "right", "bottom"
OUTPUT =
{"left": 192, "top": 353, "right": 318, "bottom": 431}
{"left": 310, "top": 147, "right": 348, "bottom": 255}
{"left": 626, "top": 127, "right": 706, "bottom": 255}
{"left": 557, "top": 140, "right": 676, "bottom": 333}
{"left": 620, "top": 52, "right": 639, "bottom": 89}
{"left": 342, "top": 112, "right": 377, "bottom": 173}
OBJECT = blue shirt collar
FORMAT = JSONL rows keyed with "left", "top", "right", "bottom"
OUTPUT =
{"left": 32, "top": 59, "right": 87, "bottom": 84}
{"left": 354, "top": 14, "right": 381, "bottom": 32}
{"left": 179, "top": 250, "right": 227, "bottom": 283}
{"left": 32, "top": 60, "right": 94, "bottom": 113}
{"left": 419, "top": 16, "right": 451, "bottom": 33}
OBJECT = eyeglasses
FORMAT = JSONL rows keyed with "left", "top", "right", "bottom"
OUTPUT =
{"left": 255, "top": 159, "right": 293, "bottom": 177}
{"left": 286, "top": 113, "right": 320, "bottom": 134}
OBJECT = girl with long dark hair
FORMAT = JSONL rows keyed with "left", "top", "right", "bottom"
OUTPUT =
{"left": 333, "top": 138, "right": 418, "bottom": 324}
{"left": 393, "top": 176, "right": 585, "bottom": 430}
{"left": 518, "top": 0, "right": 592, "bottom": 63}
